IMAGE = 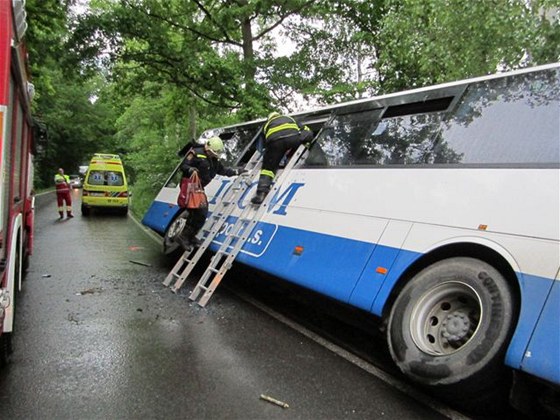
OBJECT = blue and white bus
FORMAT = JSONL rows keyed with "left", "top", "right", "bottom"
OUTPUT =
{"left": 142, "top": 63, "right": 559, "bottom": 414}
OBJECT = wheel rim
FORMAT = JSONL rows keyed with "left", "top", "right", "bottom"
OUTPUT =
{"left": 167, "top": 217, "right": 186, "bottom": 241}
{"left": 410, "top": 281, "right": 482, "bottom": 355}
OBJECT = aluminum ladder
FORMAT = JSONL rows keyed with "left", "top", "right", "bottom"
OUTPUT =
{"left": 170, "top": 143, "right": 310, "bottom": 307}
{"left": 163, "top": 148, "right": 262, "bottom": 290}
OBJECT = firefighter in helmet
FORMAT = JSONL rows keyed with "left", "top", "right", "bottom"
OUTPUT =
{"left": 251, "top": 112, "right": 313, "bottom": 205}
{"left": 54, "top": 167, "right": 74, "bottom": 219}
{"left": 176, "top": 136, "right": 246, "bottom": 249}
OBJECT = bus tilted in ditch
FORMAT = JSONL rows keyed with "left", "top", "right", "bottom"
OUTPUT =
{"left": 143, "top": 63, "right": 559, "bottom": 415}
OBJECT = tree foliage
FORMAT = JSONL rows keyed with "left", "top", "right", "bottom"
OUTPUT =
{"left": 375, "top": 0, "right": 560, "bottom": 93}
{"left": 25, "top": 0, "right": 119, "bottom": 188}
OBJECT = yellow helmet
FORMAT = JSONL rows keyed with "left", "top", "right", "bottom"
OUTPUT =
{"left": 268, "top": 112, "right": 281, "bottom": 120}
{"left": 206, "top": 136, "right": 224, "bottom": 155}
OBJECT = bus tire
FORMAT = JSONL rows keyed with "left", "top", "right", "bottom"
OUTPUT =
{"left": 387, "top": 257, "right": 515, "bottom": 412}
{"left": 163, "top": 210, "right": 188, "bottom": 255}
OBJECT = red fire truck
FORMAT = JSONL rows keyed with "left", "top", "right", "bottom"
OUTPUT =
{"left": 0, "top": 0, "right": 43, "bottom": 366}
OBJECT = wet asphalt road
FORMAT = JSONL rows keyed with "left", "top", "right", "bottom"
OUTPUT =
{"left": 0, "top": 190, "right": 453, "bottom": 419}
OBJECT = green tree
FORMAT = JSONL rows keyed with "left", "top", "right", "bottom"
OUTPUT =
{"left": 32, "top": 69, "right": 118, "bottom": 188}
{"left": 71, "top": 0, "right": 323, "bottom": 119}
{"left": 375, "top": 0, "right": 560, "bottom": 93}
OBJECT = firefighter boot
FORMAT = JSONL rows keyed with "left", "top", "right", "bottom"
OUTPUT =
{"left": 67, "top": 212, "right": 74, "bottom": 218}
{"left": 184, "top": 227, "right": 202, "bottom": 248}
{"left": 188, "top": 235, "right": 202, "bottom": 247}
{"left": 251, "top": 175, "right": 272, "bottom": 205}
{"left": 58, "top": 212, "right": 64, "bottom": 220}
{"left": 175, "top": 234, "right": 192, "bottom": 251}
{"left": 175, "top": 226, "right": 194, "bottom": 250}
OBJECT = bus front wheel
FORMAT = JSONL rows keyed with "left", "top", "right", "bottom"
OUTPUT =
{"left": 387, "top": 257, "right": 515, "bottom": 412}
{"left": 163, "top": 210, "right": 188, "bottom": 255}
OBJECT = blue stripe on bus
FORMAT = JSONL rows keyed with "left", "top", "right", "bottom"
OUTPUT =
{"left": 233, "top": 224, "right": 378, "bottom": 302}
{"left": 505, "top": 273, "right": 558, "bottom": 383}
{"left": 518, "top": 280, "right": 559, "bottom": 384}
{"left": 141, "top": 201, "right": 181, "bottom": 235}
{"left": 220, "top": 222, "right": 422, "bottom": 315}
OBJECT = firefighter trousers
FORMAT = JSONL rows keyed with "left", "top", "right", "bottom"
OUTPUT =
{"left": 257, "top": 131, "right": 313, "bottom": 193}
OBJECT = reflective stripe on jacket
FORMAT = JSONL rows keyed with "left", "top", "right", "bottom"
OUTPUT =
{"left": 263, "top": 115, "right": 300, "bottom": 142}
{"left": 54, "top": 173, "right": 70, "bottom": 193}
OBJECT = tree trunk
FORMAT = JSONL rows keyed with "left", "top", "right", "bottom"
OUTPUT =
{"left": 188, "top": 100, "right": 197, "bottom": 140}
{"left": 241, "top": 17, "right": 255, "bottom": 80}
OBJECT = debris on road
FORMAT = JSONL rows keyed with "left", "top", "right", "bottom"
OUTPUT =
{"left": 76, "top": 287, "right": 103, "bottom": 295}
{"left": 41, "top": 274, "right": 51, "bottom": 278}
{"left": 260, "top": 394, "right": 289, "bottom": 409}
{"left": 129, "top": 260, "right": 152, "bottom": 267}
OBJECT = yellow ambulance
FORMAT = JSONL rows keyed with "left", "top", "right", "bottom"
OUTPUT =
{"left": 81, "top": 153, "right": 129, "bottom": 216}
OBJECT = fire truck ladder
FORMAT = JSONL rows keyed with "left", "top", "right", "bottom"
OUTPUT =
{"left": 163, "top": 148, "right": 262, "bottom": 290}
{"left": 166, "top": 143, "right": 310, "bottom": 307}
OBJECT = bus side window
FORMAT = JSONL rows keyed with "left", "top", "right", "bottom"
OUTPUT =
{"left": 238, "top": 143, "right": 257, "bottom": 166}
{"left": 366, "top": 114, "right": 444, "bottom": 165}
{"left": 304, "top": 136, "right": 329, "bottom": 167}
{"left": 165, "top": 166, "right": 183, "bottom": 188}
{"left": 224, "top": 126, "right": 261, "bottom": 167}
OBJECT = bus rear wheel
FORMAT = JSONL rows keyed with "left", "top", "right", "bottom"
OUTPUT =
{"left": 387, "top": 257, "right": 515, "bottom": 413}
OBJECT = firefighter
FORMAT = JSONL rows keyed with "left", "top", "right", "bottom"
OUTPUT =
{"left": 54, "top": 168, "right": 73, "bottom": 219}
{"left": 251, "top": 112, "right": 313, "bottom": 205}
{"left": 176, "top": 136, "right": 246, "bottom": 249}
